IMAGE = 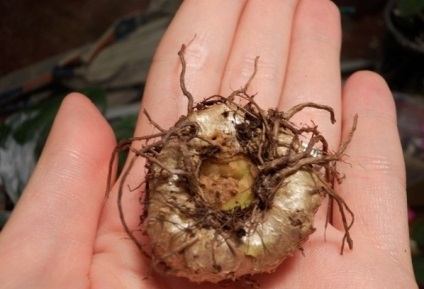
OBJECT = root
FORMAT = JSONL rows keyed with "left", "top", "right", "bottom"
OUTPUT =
{"left": 117, "top": 152, "right": 150, "bottom": 258}
{"left": 227, "top": 56, "right": 260, "bottom": 102}
{"left": 178, "top": 44, "right": 195, "bottom": 114}
{"left": 284, "top": 102, "right": 336, "bottom": 124}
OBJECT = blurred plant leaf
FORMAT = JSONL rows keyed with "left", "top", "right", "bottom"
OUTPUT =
{"left": 412, "top": 219, "right": 424, "bottom": 251}
{"left": 397, "top": 0, "right": 424, "bottom": 17}
{"left": 413, "top": 255, "right": 424, "bottom": 285}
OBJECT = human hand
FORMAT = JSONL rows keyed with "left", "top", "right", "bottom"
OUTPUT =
{"left": 0, "top": 0, "right": 417, "bottom": 288}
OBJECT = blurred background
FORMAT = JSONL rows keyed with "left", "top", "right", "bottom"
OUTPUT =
{"left": 0, "top": 0, "right": 424, "bottom": 285}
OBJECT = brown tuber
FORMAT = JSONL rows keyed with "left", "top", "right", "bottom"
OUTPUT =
{"left": 109, "top": 44, "right": 357, "bottom": 286}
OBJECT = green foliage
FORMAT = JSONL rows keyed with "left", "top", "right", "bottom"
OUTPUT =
{"left": 411, "top": 219, "right": 424, "bottom": 285}
{"left": 397, "top": 0, "right": 424, "bottom": 18}
{"left": 412, "top": 219, "right": 424, "bottom": 251}
{"left": 413, "top": 255, "right": 424, "bottom": 285}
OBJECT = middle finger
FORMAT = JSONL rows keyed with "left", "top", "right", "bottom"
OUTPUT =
{"left": 219, "top": 0, "right": 299, "bottom": 109}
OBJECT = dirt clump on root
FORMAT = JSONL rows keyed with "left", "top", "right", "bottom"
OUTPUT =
{"left": 108, "top": 44, "right": 357, "bottom": 286}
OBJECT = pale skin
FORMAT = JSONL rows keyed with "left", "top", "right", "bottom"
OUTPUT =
{"left": 0, "top": 0, "right": 418, "bottom": 288}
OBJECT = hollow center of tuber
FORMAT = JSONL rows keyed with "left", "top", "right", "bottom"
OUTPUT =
{"left": 199, "top": 154, "right": 257, "bottom": 211}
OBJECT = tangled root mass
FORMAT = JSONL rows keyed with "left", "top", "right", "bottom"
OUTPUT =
{"left": 108, "top": 44, "right": 357, "bottom": 285}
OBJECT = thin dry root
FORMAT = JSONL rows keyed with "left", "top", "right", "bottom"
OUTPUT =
{"left": 178, "top": 44, "right": 194, "bottom": 113}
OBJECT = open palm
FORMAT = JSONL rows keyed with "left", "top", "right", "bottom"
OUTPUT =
{"left": 0, "top": 0, "right": 417, "bottom": 288}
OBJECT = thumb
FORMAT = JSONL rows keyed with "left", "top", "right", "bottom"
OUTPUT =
{"left": 0, "top": 93, "right": 116, "bottom": 288}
